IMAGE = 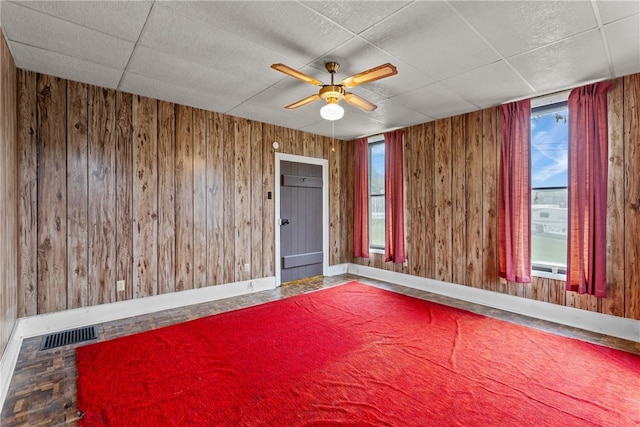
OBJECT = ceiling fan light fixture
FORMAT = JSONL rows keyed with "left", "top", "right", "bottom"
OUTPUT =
{"left": 320, "top": 102, "right": 344, "bottom": 121}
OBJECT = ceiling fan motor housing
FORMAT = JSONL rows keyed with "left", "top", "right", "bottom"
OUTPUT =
{"left": 320, "top": 85, "right": 345, "bottom": 104}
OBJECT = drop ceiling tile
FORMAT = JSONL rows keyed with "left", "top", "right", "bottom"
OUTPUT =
{"left": 310, "top": 38, "right": 435, "bottom": 98}
{"left": 9, "top": 41, "right": 123, "bottom": 89}
{"left": 120, "top": 72, "right": 245, "bottom": 114}
{"left": 451, "top": 1, "right": 598, "bottom": 58}
{"left": 596, "top": 0, "right": 640, "bottom": 24}
{"left": 509, "top": 30, "right": 611, "bottom": 94}
{"left": 349, "top": 99, "right": 433, "bottom": 129}
{"left": 391, "top": 83, "right": 477, "bottom": 119}
{"left": 302, "top": 112, "right": 387, "bottom": 140}
{"left": 605, "top": 15, "right": 640, "bottom": 77}
{"left": 2, "top": 1, "right": 134, "bottom": 69}
{"left": 140, "top": 5, "right": 304, "bottom": 85}
{"left": 361, "top": 1, "right": 500, "bottom": 81}
{"left": 160, "top": 1, "right": 354, "bottom": 65}
{"left": 10, "top": 0, "right": 153, "bottom": 41}
{"left": 301, "top": 1, "right": 411, "bottom": 34}
{"left": 128, "top": 46, "right": 269, "bottom": 100}
{"left": 441, "top": 61, "right": 536, "bottom": 108}
{"left": 227, "top": 102, "right": 319, "bottom": 133}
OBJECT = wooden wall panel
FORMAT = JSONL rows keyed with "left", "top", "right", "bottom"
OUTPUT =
{"left": 66, "top": 81, "right": 88, "bottom": 309}
{"left": 207, "top": 112, "right": 224, "bottom": 285}
{"left": 624, "top": 73, "right": 640, "bottom": 320}
{"left": 222, "top": 116, "right": 236, "bottom": 283}
{"left": 344, "top": 74, "right": 640, "bottom": 321}
{"left": 423, "top": 124, "right": 436, "bottom": 278}
{"left": 132, "top": 96, "right": 158, "bottom": 299}
{"left": 250, "top": 121, "right": 264, "bottom": 278}
{"left": 465, "top": 111, "right": 483, "bottom": 288}
{"left": 451, "top": 115, "right": 466, "bottom": 285}
{"left": 36, "top": 75, "right": 67, "bottom": 314}
{"left": 115, "top": 92, "right": 133, "bottom": 301}
{"left": 17, "top": 70, "right": 37, "bottom": 317}
{"left": 603, "top": 78, "right": 625, "bottom": 316}
{"left": 329, "top": 138, "right": 341, "bottom": 265}
{"left": 234, "top": 118, "right": 252, "bottom": 281}
{"left": 1, "top": 29, "right": 18, "bottom": 354}
{"left": 262, "top": 124, "right": 276, "bottom": 278}
{"left": 157, "top": 101, "right": 175, "bottom": 294}
{"left": 175, "top": 105, "right": 194, "bottom": 292}
{"left": 193, "top": 109, "right": 207, "bottom": 288}
{"left": 435, "top": 119, "right": 452, "bottom": 282}
{"left": 482, "top": 108, "right": 499, "bottom": 291}
{"left": 88, "top": 87, "right": 116, "bottom": 306}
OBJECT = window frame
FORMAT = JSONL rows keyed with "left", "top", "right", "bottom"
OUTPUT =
{"left": 530, "top": 101, "right": 569, "bottom": 280}
{"left": 368, "top": 137, "right": 385, "bottom": 252}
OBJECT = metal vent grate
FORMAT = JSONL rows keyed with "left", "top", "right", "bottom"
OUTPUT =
{"left": 40, "top": 326, "right": 98, "bottom": 350}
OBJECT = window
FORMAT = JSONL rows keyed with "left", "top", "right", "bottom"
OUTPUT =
{"left": 368, "top": 139, "right": 385, "bottom": 250}
{"left": 531, "top": 101, "right": 568, "bottom": 275}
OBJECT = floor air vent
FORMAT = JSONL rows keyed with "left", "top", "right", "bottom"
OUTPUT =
{"left": 40, "top": 326, "right": 98, "bottom": 350}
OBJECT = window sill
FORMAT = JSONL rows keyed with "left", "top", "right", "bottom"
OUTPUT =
{"left": 369, "top": 248, "right": 385, "bottom": 255}
{"left": 531, "top": 270, "right": 566, "bottom": 281}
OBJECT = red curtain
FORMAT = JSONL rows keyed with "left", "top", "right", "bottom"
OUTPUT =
{"left": 354, "top": 137, "right": 370, "bottom": 258}
{"left": 384, "top": 130, "right": 406, "bottom": 263}
{"left": 498, "top": 99, "right": 532, "bottom": 283}
{"left": 566, "top": 82, "right": 611, "bottom": 297}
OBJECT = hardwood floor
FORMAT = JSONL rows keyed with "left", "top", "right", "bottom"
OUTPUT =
{"left": 2, "top": 274, "right": 638, "bottom": 426}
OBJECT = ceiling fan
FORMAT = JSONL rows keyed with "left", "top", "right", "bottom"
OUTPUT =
{"left": 271, "top": 62, "right": 398, "bottom": 120}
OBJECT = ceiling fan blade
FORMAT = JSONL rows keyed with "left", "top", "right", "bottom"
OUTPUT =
{"left": 284, "top": 94, "right": 321, "bottom": 109}
{"left": 340, "top": 63, "right": 398, "bottom": 88}
{"left": 271, "top": 63, "right": 323, "bottom": 86}
{"left": 344, "top": 92, "right": 377, "bottom": 111}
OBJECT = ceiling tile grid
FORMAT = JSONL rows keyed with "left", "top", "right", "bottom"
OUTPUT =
{"left": 1, "top": 0, "right": 638, "bottom": 140}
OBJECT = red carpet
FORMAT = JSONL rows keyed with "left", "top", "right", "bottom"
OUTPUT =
{"left": 76, "top": 282, "right": 640, "bottom": 426}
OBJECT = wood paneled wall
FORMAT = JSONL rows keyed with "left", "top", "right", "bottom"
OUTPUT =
{"left": 0, "top": 29, "right": 18, "bottom": 355}
{"left": 17, "top": 71, "right": 350, "bottom": 316}
{"left": 352, "top": 74, "right": 640, "bottom": 320}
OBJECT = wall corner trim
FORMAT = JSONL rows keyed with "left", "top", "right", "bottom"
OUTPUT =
{"left": 326, "top": 263, "right": 348, "bottom": 276}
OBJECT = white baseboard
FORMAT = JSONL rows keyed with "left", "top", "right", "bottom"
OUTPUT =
{"left": 0, "top": 322, "right": 23, "bottom": 412}
{"left": 326, "top": 263, "right": 348, "bottom": 276}
{"left": 0, "top": 276, "right": 276, "bottom": 406}
{"left": 348, "top": 264, "right": 640, "bottom": 343}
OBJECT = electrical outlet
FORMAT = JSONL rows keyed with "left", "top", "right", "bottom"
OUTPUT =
{"left": 117, "top": 280, "right": 125, "bottom": 292}
{"left": 244, "top": 263, "right": 250, "bottom": 273}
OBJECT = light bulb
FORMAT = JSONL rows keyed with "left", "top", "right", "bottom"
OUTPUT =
{"left": 320, "top": 103, "right": 344, "bottom": 121}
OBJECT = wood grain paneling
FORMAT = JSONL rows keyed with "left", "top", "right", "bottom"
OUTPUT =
{"left": 482, "top": 108, "right": 499, "bottom": 291}
{"left": 624, "top": 74, "right": 640, "bottom": 320}
{"left": 604, "top": 78, "right": 624, "bottom": 316}
{"left": 132, "top": 96, "right": 158, "bottom": 299}
{"left": 250, "top": 120, "right": 264, "bottom": 278}
{"left": 347, "top": 74, "right": 640, "bottom": 321}
{"left": 66, "top": 81, "right": 88, "bottom": 309}
{"left": 465, "top": 111, "right": 483, "bottom": 288}
{"left": 207, "top": 112, "right": 224, "bottom": 285}
{"left": 193, "top": 108, "right": 207, "bottom": 288}
{"left": 262, "top": 124, "right": 276, "bottom": 278}
{"left": 157, "top": 101, "right": 175, "bottom": 295}
{"left": 175, "top": 105, "right": 193, "bottom": 292}
{"left": 435, "top": 119, "right": 452, "bottom": 282}
{"left": 115, "top": 92, "right": 133, "bottom": 301}
{"left": 234, "top": 118, "right": 252, "bottom": 281}
{"left": 1, "top": 29, "right": 18, "bottom": 354}
{"left": 88, "top": 86, "right": 116, "bottom": 306}
{"left": 17, "top": 69, "right": 37, "bottom": 317}
{"left": 16, "top": 72, "right": 348, "bottom": 317}
{"left": 37, "top": 74, "right": 67, "bottom": 313}
{"left": 451, "top": 115, "right": 466, "bottom": 285}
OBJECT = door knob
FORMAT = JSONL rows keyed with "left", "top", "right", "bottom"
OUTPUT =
{"left": 281, "top": 218, "right": 290, "bottom": 226}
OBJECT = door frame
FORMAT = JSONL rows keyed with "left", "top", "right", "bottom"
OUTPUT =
{"left": 275, "top": 153, "right": 329, "bottom": 287}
